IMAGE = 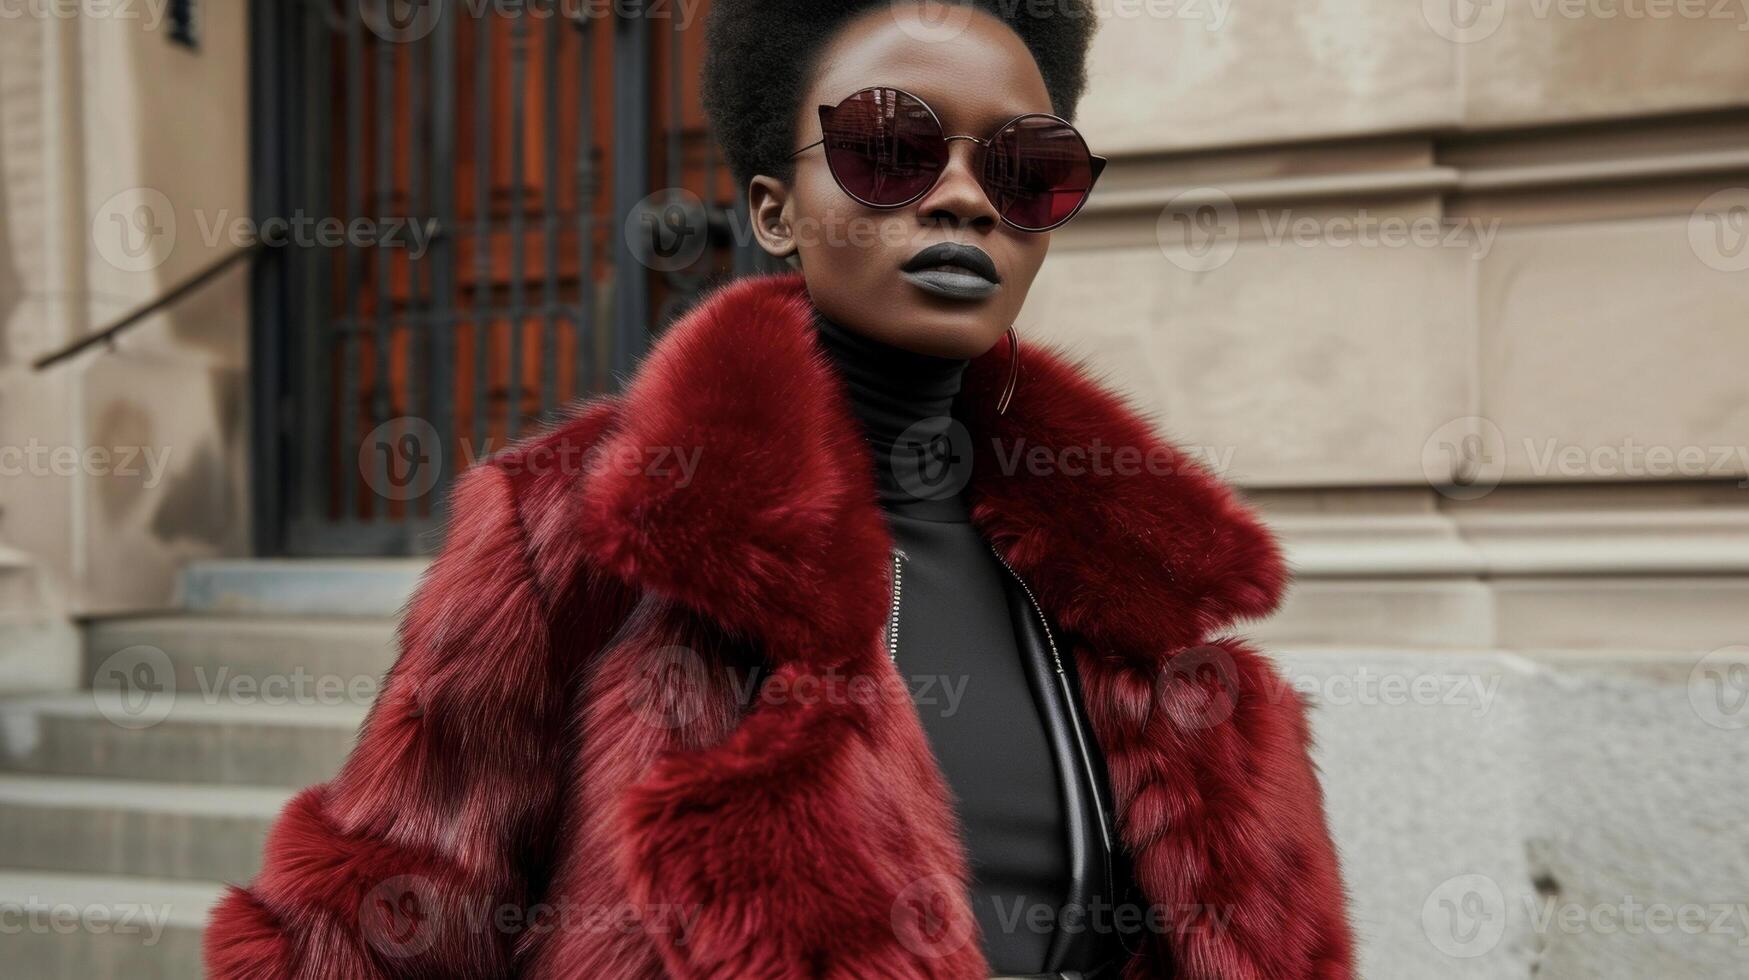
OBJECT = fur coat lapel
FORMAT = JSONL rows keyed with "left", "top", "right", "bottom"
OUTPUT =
{"left": 575, "top": 269, "right": 1289, "bottom": 669}
{"left": 570, "top": 270, "right": 1353, "bottom": 979}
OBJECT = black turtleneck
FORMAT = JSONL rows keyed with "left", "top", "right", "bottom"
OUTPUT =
{"left": 809, "top": 311, "right": 973, "bottom": 520}
{"left": 812, "top": 310, "right": 1070, "bottom": 974}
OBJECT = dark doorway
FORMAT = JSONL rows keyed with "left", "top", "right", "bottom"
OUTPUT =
{"left": 250, "top": 0, "right": 778, "bottom": 556}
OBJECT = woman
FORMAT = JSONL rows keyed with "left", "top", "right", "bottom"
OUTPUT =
{"left": 206, "top": 2, "right": 1353, "bottom": 977}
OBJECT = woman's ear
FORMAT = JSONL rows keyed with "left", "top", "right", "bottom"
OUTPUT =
{"left": 747, "top": 175, "right": 798, "bottom": 260}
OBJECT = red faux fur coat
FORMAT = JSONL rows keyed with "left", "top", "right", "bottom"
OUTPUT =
{"left": 205, "top": 270, "right": 1353, "bottom": 979}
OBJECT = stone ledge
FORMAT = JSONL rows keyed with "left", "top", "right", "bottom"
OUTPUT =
{"left": 1277, "top": 504, "right": 1749, "bottom": 577}
{"left": 177, "top": 559, "right": 427, "bottom": 617}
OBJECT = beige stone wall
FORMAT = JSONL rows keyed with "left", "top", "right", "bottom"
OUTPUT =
{"left": 0, "top": 3, "right": 251, "bottom": 657}
{"left": 1049, "top": 1, "right": 1749, "bottom": 491}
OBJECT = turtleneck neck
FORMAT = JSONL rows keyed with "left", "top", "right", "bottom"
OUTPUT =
{"left": 812, "top": 307, "right": 972, "bottom": 522}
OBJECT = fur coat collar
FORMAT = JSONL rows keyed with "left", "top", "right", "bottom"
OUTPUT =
{"left": 206, "top": 270, "right": 1354, "bottom": 980}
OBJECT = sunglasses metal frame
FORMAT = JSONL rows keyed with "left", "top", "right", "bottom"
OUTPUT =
{"left": 788, "top": 85, "right": 1107, "bottom": 233}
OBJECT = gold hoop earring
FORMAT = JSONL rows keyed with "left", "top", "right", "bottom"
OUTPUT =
{"left": 996, "top": 326, "right": 1020, "bottom": 415}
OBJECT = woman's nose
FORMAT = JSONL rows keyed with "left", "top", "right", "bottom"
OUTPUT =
{"left": 913, "top": 139, "right": 1000, "bottom": 228}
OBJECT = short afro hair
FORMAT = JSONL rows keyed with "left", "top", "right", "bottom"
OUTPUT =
{"left": 701, "top": 0, "right": 1099, "bottom": 191}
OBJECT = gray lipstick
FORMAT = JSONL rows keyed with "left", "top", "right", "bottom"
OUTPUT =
{"left": 899, "top": 241, "right": 1002, "bottom": 301}
{"left": 900, "top": 267, "right": 1000, "bottom": 300}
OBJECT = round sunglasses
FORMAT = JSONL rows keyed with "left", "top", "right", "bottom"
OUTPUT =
{"left": 788, "top": 86, "right": 1107, "bottom": 233}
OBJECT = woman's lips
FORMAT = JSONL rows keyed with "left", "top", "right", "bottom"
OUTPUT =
{"left": 899, "top": 242, "right": 1002, "bottom": 301}
{"left": 899, "top": 265, "right": 1001, "bottom": 300}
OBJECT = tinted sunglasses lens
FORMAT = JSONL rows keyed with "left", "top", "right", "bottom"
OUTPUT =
{"left": 821, "top": 88, "right": 945, "bottom": 206}
{"left": 985, "top": 115, "right": 1097, "bottom": 230}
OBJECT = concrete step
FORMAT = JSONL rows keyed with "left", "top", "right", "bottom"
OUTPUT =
{"left": 0, "top": 869, "right": 218, "bottom": 979}
{"left": 0, "top": 775, "right": 291, "bottom": 883}
{"left": 180, "top": 558, "right": 426, "bottom": 617}
{"left": 84, "top": 614, "right": 399, "bottom": 698}
{"left": 0, "top": 693, "right": 365, "bottom": 787}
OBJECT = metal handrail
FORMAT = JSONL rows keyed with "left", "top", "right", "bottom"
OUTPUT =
{"left": 31, "top": 242, "right": 264, "bottom": 372}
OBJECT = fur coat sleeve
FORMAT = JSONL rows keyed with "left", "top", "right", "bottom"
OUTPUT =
{"left": 202, "top": 453, "right": 600, "bottom": 979}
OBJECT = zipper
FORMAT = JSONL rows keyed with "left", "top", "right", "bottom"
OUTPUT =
{"left": 985, "top": 542, "right": 1118, "bottom": 913}
{"left": 986, "top": 545, "right": 1064, "bottom": 674}
{"left": 885, "top": 547, "right": 905, "bottom": 661}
